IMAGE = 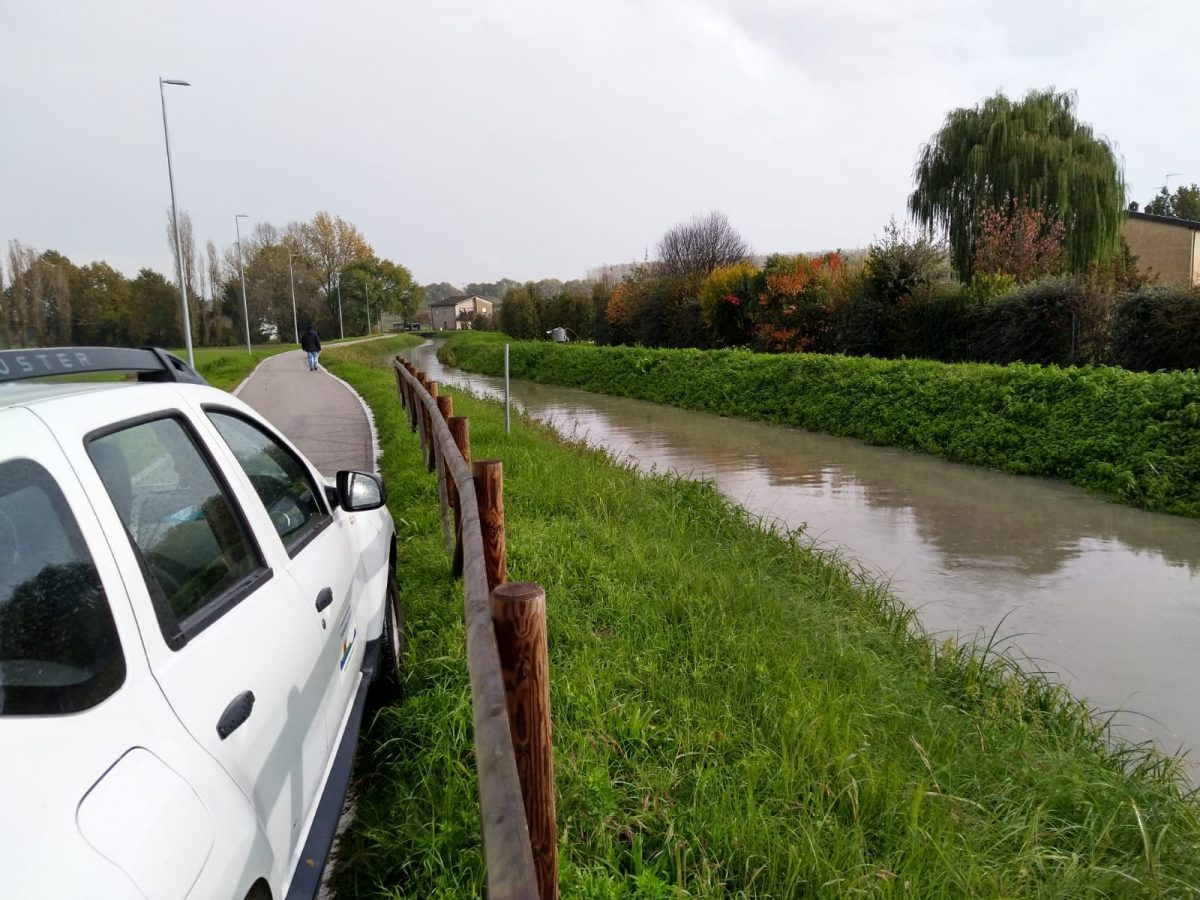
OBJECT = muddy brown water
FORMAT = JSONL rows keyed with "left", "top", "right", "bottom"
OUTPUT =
{"left": 403, "top": 342, "right": 1200, "bottom": 774}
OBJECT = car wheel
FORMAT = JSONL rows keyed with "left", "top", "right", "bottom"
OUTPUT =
{"left": 369, "top": 563, "right": 405, "bottom": 705}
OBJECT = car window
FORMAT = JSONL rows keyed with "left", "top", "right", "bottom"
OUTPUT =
{"left": 88, "top": 416, "right": 260, "bottom": 639}
{"left": 207, "top": 410, "right": 328, "bottom": 553}
{"left": 0, "top": 458, "right": 125, "bottom": 716}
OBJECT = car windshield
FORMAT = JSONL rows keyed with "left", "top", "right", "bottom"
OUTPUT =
{"left": 0, "top": 458, "right": 125, "bottom": 716}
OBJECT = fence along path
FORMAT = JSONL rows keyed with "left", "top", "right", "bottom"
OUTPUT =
{"left": 393, "top": 357, "right": 557, "bottom": 900}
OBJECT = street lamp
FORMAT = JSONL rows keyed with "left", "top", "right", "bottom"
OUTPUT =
{"left": 158, "top": 77, "right": 194, "bottom": 368}
{"left": 364, "top": 282, "right": 371, "bottom": 336}
{"left": 234, "top": 214, "right": 251, "bottom": 353}
{"left": 287, "top": 252, "right": 299, "bottom": 344}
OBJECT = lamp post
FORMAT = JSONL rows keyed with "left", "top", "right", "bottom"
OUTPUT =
{"left": 234, "top": 214, "right": 251, "bottom": 353}
{"left": 158, "top": 77, "right": 194, "bottom": 368}
{"left": 287, "top": 252, "right": 299, "bottom": 344}
{"left": 364, "top": 282, "right": 371, "bottom": 336}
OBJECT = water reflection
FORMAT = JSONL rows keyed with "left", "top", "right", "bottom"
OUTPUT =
{"left": 406, "top": 343, "right": 1200, "bottom": 767}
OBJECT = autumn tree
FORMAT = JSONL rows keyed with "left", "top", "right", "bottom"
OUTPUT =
{"left": 910, "top": 89, "right": 1125, "bottom": 278}
{"left": 698, "top": 262, "right": 758, "bottom": 347}
{"left": 298, "top": 211, "right": 373, "bottom": 322}
{"left": 972, "top": 199, "right": 1066, "bottom": 283}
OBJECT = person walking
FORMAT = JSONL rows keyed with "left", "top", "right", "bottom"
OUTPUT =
{"left": 301, "top": 324, "right": 322, "bottom": 371}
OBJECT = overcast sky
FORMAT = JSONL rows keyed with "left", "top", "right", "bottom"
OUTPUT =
{"left": 2, "top": 0, "right": 1197, "bottom": 286}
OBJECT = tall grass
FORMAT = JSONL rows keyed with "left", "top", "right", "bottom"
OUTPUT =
{"left": 323, "top": 338, "right": 1200, "bottom": 898}
{"left": 442, "top": 333, "right": 1200, "bottom": 519}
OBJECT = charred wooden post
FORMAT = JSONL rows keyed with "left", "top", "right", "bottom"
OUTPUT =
{"left": 490, "top": 581, "right": 558, "bottom": 900}
{"left": 473, "top": 459, "right": 506, "bottom": 594}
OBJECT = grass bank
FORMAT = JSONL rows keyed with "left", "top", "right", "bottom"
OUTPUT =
{"left": 320, "top": 338, "right": 1199, "bottom": 897}
{"left": 186, "top": 345, "right": 292, "bottom": 390}
{"left": 441, "top": 333, "right": 1200, "bottom": 519}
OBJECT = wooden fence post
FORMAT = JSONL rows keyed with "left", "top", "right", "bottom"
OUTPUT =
{"left": 490, "top": 581, "right": 558, "bottom": 900}
{"left": 438, "top": 396, "right": 457, "bottom": 517}
{"left": 398, "top": 362, "right": 412, "bottom": 412}
{"left": 426, "top": 381, "right": 440, "bottom": 473}
{"left": 449, "top": 416, "right": 471, "bottom": 577}
{"left": 473, "top": 459, "right": 506, "bottom": 594}
{"left": 403, "top": 363, "right": 418, "bottom": 430}
{"left": 433, "top": 391, "right": 454, "bottom": 551}
{"left": 415, "top": 372, "right": 430, "bottom": 455}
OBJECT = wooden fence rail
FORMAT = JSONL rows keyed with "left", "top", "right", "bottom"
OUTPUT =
{"left": 393, "top": 357, "right": 556, "bottom": 900}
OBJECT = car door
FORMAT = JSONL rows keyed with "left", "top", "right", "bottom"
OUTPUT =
{"left": 202, "top": 407, "right": 364, "bottom": 746}
{"left": 85, "top": 411, "right": 329, "bottom": 879}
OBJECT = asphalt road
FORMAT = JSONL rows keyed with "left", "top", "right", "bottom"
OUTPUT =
{"left": 235, "top": 346, "right": 376, "bottom": 476}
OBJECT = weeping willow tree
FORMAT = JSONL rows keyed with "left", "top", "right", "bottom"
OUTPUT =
{"left": 909, "top": 89, "right": 1126, "bottom": 279}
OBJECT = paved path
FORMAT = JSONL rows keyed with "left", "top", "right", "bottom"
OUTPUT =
{"left": 236, "top": 347, "right": 375, "bottom": 476}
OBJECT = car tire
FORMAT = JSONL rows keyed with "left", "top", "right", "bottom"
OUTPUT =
{"left": 369, "top": 563, "right": 405, "bottom": 705}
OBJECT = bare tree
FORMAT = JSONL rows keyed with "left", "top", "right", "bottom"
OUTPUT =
{"left": 204, "top": 239, "right": 223, "bottom": 345}
{"left": 656, "top": 211, "right": 750, "bottom": 278}
{"left": 166, "top": 209, "right": 201, "bottom": 346}
{"left": 0, "top": 258, "right": 6, "bottom": 346}
{"left": 6, "top": 241, "right": 44, "bottom": 346}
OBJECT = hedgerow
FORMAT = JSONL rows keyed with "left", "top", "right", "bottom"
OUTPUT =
{"left": 443, "top": 334, "right": 1200, "bottom": 518}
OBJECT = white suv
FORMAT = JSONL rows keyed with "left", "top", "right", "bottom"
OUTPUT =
{"left": 0, "top": 347, "right": 403, "bottom": 900}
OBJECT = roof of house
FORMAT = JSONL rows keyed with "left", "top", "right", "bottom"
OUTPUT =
{"left": 429, "top": 294, "right": 493, "bottom": 308}
{"left": 1126, "top": 211, "right": 1200, "bottom": 231}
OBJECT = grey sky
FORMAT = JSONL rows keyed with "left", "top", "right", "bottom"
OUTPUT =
{"left": 2, "top": 0, "right": 1197, "bottom": 286}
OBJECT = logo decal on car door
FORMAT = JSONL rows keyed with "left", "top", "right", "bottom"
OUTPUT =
{"left": 339, "top": 629, "right": 356, "bottom": 670}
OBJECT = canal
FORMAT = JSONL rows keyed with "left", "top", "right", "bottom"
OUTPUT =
{"left": 401, "top": 340, "right": 1200, "bottom": 773}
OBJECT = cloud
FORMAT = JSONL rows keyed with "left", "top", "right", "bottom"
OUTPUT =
{"left": 1, "top": 0, "right": 1196, "bottom": 284}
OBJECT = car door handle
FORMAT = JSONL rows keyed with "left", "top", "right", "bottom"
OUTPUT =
{"left": 315, "top": 587, "right": 333, "bottom": 612}
{"left": 217, "top": 691, "right": 255, "bottom": 740}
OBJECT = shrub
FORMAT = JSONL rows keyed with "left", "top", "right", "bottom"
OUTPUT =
{"left": 698, "top": 262, "right": 758, "bottom": 347}
{"left": 971, "top": 277, "right": 1112, "bottom": 366}
{"left": 752, "top": 253, "right": 845, "bottom": 354}
{"left": 443, "top": 333, "right": 1200, "bottom": 518}
{"left": 1111, "top": 288, "right": 1200, "bottom": 371}
{"left": 972, "top": 199, "right": 1066, "bottom": 283}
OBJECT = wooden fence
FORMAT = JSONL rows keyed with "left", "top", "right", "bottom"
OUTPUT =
{"left": 393, "top": 358, "right": 557, "bottom": 900}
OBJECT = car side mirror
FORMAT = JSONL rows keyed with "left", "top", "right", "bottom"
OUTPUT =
{"left": 335, "top": 471, "right": 387, "bottom": 511}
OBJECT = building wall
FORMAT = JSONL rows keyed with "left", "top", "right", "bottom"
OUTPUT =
{"left": 430, "top": 296, "right": 494, "bottom": 331}
{"left": 1194, "top": 232, "right": 1200, "bottom": 288}
{"left": 1123, "top": 217, "right": 1198, "bottom": 288}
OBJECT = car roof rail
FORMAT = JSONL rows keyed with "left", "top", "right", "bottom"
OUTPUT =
{"left": 0, "top": 346, "right": 208, "bottom": 386}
